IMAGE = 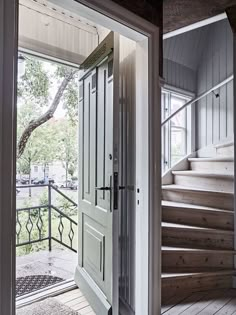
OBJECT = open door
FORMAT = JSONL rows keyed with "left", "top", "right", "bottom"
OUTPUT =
{"left": 75, "top": 31, "right": 119, "bottom": 315}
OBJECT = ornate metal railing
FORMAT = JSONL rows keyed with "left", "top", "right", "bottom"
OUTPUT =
{"left": 16, "top": 184, "right": 78, "bottom": 252}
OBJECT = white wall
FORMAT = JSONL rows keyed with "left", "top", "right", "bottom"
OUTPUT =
{"left": 31, "top": 161, "right": 77, "bottom": 182}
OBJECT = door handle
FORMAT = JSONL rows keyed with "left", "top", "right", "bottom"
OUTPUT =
{"left": 95, "top": 186, "right": 111, "bottom": 191}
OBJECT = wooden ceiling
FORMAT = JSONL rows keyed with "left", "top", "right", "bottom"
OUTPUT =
{"left": 163, "top": 0, "right": 236, "bottom": 33}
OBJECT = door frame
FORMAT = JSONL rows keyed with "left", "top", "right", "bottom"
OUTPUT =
{"left": 0, "top": 0, "right": 18, "bottom": 315}
{"left": 1, "top": 0, "right": 161, "bottom": 314}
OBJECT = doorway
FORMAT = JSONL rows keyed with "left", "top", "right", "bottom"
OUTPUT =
{"left": 0, "top": 0, "right": 161, "bottom": 314}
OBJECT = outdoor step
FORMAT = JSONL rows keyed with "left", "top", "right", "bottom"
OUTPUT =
{"left": 162, "top": 223, "right": 234, "bottom": 250}
{"left": 162, "top": 270, "right": 235, "bottom": 300}
{"left": 172, "top": 171, "right": 233, "bottom": 193}
{"left": 188, "top": 157, "right": 234, "bottom": 173}
{"left": 162, "top": 185, "right": 234, "bottom": 210}
{"left": 162, "top": 246, "right": 235, "bottom": 272}
{"left": 162, "top": 201, "right": 234, "bottom": 230}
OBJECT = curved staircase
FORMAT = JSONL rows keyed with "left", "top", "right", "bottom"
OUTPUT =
{"left": 162, "top": 153, "right": 235, "bottom": 302}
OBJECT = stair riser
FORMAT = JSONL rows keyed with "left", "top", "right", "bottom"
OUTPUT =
{"left": 162, "top": 207, "right": 234, "bottom": 230}
{"left": 162, "top": 227, "right": 234, "bottom": 250}
{"left": 162, "top": 190, "right": 234, "bottom": 210}
{"left": 174, "top": 175, "right": 233, "bottom": 193}
{"left": 162, "top": 251, "right": 234, "bottom": 271}
{"left": 190, "top": 161, "right": 234, "bottom": 173}
{"left": 162, "top": 274, "right": 233, "bottom": 300}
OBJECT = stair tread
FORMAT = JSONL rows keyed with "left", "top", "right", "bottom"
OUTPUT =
{"left": 162, "top": 200, "right": 233, "bottom": 213}
{"left": 162, "top": 222, "right": 234, "bottom": 234}
{"left": 172, "top": 170, "right": 233, "bottom": 178}
{"left": 162, "top": 184, "right": 233, "bottom": 195}
{"left": 162, "top": 270, "right": 236, "bottom": 279}
{"left": 188, "top": 157, "right": 234, "bottom": 162}
{"left": 161, "top": 246, "right": 236, "bottom": 254}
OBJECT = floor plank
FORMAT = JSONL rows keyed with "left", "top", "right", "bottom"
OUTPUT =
{"left": 197, "top": 290, "right": 235, "bottom": 314}
{"left": 163, "top": 292, "right": 208, "bottom": 315}
{"left": 214, "top": 296, "right": 236, "bottom": 314}
{"left": 55, "top": 287, "right": 236, "bottom": 315}
{"left": 161, "top": 289, "right": 236, "bottom": 315}
{"left": 161, "top": 293, "right": 191, "bottom": 313}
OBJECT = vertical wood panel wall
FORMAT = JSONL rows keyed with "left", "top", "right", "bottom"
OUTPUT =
{"left": 196, "top": 19, "right": 233, "bottom": 150}
{"left": 163, "top": 58, "right": 196, "bottom": 93}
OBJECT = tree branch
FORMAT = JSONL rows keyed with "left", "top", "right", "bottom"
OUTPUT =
{"left": 17, "top": 69, "right": 77, "bottom": 158}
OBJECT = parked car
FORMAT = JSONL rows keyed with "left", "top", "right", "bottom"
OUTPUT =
{"left": 51, "top": 181, "right": 59, "bottom": 189}
{"left": 20, "top": 177, "right": 35, "bottom": 184}
{"left": 60, "top": 180, "right": 72, "bottom": 188}
{"left": 20, "top": 177, "right": 30, "bottom": 185}
{"left": 32, "top": 178, "right": 45, "bottom": 185}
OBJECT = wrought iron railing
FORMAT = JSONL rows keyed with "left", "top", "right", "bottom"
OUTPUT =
{"left": 16, "top": 184, "right": 78, "bottom": 253}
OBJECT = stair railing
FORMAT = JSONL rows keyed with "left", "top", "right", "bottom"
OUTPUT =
{"left": 162, "top": 75, "right": 234, "bottom": 127}
{"left": 161, "top": 74, "right": 234, "bottom": 173}
{"left": 16, "top": 184, "right": 78, "bottom": 253}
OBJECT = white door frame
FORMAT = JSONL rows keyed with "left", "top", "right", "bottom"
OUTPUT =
{"left": 0, "top": 0, "right": 161, "bottom": 314}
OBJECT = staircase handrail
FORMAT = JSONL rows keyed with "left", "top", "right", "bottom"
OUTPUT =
{"left": 161, "top": 74, "right": 234, "bottom": 127}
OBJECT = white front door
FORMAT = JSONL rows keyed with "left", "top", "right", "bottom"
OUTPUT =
{"left": 75, "top": 31, "right": 120, "bottom": 315}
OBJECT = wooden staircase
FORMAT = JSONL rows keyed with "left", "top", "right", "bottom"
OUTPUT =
{"left": 162, "top": 153, "right": 235, "bottom": 301}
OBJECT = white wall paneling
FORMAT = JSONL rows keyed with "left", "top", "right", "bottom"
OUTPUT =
{"left": 196, "top": 19, "right": 233, "bottom": 150}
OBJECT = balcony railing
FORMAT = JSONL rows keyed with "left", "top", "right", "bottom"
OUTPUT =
{"left": 16, "top": 184, "right": 78, "bottom": 253}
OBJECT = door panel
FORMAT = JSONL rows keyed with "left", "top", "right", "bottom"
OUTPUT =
{"left": 75, "top": 32, "right": 116, "bottom": 315}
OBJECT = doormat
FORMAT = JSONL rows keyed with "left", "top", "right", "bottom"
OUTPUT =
{"left": 16, "top": 298, "right": 79, "bottom": 315}
{"left": 16, "top": 275, "right": 64, "bottom": 297}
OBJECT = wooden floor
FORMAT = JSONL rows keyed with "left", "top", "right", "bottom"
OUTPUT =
{"left": 162, "top": 289, "right": 236, "bottom": 314}
{"left": 55, "top": 288, "right": 236, "bottom": 315}
{"left": 54, "top": 288, "right": 96, "bottom": 315}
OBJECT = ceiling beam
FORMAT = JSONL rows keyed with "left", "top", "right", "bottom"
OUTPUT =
{"left": 163, "top": 13, "right": 227, "bottom": 40}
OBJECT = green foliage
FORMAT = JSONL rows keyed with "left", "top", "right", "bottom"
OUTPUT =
{"left": 62, "top": 78, "right": 79, "bottom": 124}
{"left": 56, "top": 119, "right": 78, "bottom": 179}
{"left": 18, "top": 57, "right": 49, "bottom": 107}
{"left": 39, "top": 191, "right": 48, "bottom": 206}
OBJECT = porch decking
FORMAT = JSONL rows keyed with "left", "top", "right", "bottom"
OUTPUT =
{"left": 16, "top": 249, "right": 77, "bottom": 282}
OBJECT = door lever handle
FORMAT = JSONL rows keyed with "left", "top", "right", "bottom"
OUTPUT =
{"left": 95, "top": 186, "right": 111, "bottom": 191}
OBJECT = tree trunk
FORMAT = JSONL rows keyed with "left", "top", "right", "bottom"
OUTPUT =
{"left": 17, "top": 69, "right": 77, "bottom": 158}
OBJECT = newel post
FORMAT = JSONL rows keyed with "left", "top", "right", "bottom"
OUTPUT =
{"left": 226, "top": 6, "right": 236, "bottom": 287}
